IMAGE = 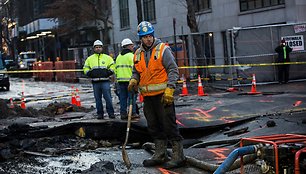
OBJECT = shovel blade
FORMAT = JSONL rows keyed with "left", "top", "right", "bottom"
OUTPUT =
{"left": 122, "top": 148, "right": 131, "bottom": 169}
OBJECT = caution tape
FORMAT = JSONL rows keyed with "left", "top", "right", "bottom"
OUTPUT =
{"left": 0, "top": 69, "right": 83, "bottom": 74}
{"left": 1, "top": 61, "right": 306, "bottom": 74}
{"left": 178, "top": 61, "right": 306, "bottom": 69}
{"left": 10, "top": 90, "right": 93, "bottom": 104}
{"left": 177, "top": 77, "right": 252, "bottom": 83}
{"left": 19, "top": 88, "right": 93, "bottom": 98}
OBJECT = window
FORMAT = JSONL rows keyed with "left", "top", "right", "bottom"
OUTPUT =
{"left": 119, "top": 0, "right": 130, "bottom": 29}
{"left": 193, "top": 0, "right": 211, "bottom": 12}
{"left": 143, "top": 0, "right": 156, "bottom": 22}
{"left": 240, "top": 0, "right": 285, "bottom": 12}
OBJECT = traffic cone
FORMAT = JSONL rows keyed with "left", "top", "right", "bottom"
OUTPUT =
{"left": 20, "top": 92, "right": 26, "bottom": 109}
{"left": 180, "top": 76, "right": 189, "bottom": 96}
{"left": 9, "top": 98, "right": 14, "bottom": 109}
{"left": 139, "top": 94, "right": 144, "bottom": 103}
{"left": 247, "top": 74, "right": 262, "bottom": 95}
{"left": 71, "top": 86, "right": 77, "bottom": 105}
{"left": 75, "top": 88, "right": 81, "bottom": 107}
{"left": 197, "top": 75, "right": 207, "bottom": 96}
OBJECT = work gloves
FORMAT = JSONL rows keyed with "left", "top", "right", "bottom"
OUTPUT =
{"left": 128, "top": 79, "right": 138, "bottom": 92}
{"left": 161, "top": 87, "right": 175, "bottom": 106}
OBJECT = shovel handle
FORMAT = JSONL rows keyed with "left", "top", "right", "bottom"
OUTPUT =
{"left": 122, "top": 92, "right": 135, "bottom": 169}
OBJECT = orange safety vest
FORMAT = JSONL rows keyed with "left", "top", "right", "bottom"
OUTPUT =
{"left": 134, "top": 43, "right": 168, "bottom": 96}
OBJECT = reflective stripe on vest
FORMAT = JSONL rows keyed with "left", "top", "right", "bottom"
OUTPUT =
{"left": 135, "top": 49, "right": 141, "bottom": 62}
{"left": 135, "top": 43, "right": 165, "bottom": 62}
{"left": 139, "top": 82, "right": 167, "bottom": 93}
{"left": 117, "top": 77, "right": 131, "bottom": 81}
{"left": 116, "top": 64, "right": 133, "bottom": 68}
{"left": 92, "top": 77, "right": 109, "bottom": 81}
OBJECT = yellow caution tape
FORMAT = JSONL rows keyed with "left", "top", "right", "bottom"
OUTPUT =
{"left": 1, "top": 62, "right": 306, "bottom": 74}
{"left": 0, "top": 69, "right": 83, "bottom": 74}
{"left": 178, "top": 61, "right": 306, "bottom": 69}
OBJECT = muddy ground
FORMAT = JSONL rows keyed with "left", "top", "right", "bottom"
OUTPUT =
{"left": 0, "top": 99, "right": 127, "bottom": 173}
{"left": 1, "top": 80, "right": 306, "bottom": 173}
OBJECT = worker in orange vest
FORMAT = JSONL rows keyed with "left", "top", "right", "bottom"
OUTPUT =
{"left": 128, "top": 21, "right": 185, "bottom": 169}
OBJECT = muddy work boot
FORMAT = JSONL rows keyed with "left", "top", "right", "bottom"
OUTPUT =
{"left": 143, "top": 140, "right": 169, "bottom": 167}
{"left": 163, "top": 140, "right": 186, "bottom": 169}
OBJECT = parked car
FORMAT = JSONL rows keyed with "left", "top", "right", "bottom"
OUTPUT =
{"left": 0, "top": 55, "right": 10, "bottom": 91}
{"left": 4, "top": 59, "right": 17, "bottom": 70}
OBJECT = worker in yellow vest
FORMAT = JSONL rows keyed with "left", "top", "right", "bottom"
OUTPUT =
{"left": 83, "top": 40, "right": 115, "bottom": 119}
{"left": 115, "top": 38, "right": 139, "bottom": 120}
{"left": 128, "top": 21, "right": 185, "bottom": 169}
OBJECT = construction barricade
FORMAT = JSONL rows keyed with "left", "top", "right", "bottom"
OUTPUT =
{"left": 63, "top": 61, "right": 77, "bottom": 83}
{"left": 40, "top": 61, "right": 54, "bottom": 81}
{"left": 33, "top": 61, "right": 53, "bottom": 81}
{"left": 33, "top": 62, "right": 41, "bottom": 81}
{"left": 54, "top": 61, "right": 64, "bottom": 82}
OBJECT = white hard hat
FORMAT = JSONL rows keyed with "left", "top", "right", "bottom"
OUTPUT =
{"left": 121, "top": 38, "right": 133, "bottom": 47}
{"left": 93, "top": 40, "right": 103, "bottom": 47}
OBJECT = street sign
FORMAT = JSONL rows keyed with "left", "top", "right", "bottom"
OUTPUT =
{"left": 281, "top": 35, "right": 304, "bottom": 51}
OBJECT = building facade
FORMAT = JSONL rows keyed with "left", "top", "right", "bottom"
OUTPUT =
{"left": 112, "top": 0, "right": 306, "bottom": 61}
{"left": 111, "top": 0, "right": 306, "bottom": 82}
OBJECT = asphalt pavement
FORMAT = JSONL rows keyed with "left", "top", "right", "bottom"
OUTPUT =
{"left": 1, "top": 80, "right": 306, "bottom": 173}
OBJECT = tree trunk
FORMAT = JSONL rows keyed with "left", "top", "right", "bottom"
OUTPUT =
{"left": 186, "top": 0, "right": 205, "bottom": 76}
{"left": 136, "top": 0, "right": 143, "bottom": 24}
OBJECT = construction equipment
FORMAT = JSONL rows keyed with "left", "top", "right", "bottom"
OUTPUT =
{"left": 122, "top": 93, "right": 134, "bottom": 169}
{"left": 240, "top": 134, "right": 306, "bottom": 174}
{"left": 17, "top": 51, "right": 37, "bottom": 70}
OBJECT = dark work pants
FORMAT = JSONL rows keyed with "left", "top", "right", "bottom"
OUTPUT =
{"left": 92, "top": 81, "right": 114, "bottom": 117}
{"left": 118, "top": 82, "right": 137, "bottom": 115}
{"left": 143, "top": 94, "right": 182, "bottom": 141}
{"left": 278, "top": 65, "right": 290, "bottom": 83}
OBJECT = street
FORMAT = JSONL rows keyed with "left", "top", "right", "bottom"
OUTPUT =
{"left": 0, "top": 77, "right": 306, "bottom": 173}
{"left": 0, "top": 77, "right": 96, "bottom": 109}
{"left": 1, "top": 0, "right": 306, "bottom": 173}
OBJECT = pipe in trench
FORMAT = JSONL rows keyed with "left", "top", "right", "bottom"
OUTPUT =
{"left": 213, "top": 144, "right": 263, "bottom": 174}
{"left": 142, "top": 142, "right": 258, "bottom": 173}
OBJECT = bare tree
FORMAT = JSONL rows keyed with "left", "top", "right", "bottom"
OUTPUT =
{"left": 186, "top": 0, "right": 205, "bottom": 75}
{"left": 135, "top": 0, "right": 143, "bottom": 24}
{"left": 0, "top": 0, "right": 17, "bottom": 57}
{"left": 44, "top": 0, "right": 112, "bottom": 44}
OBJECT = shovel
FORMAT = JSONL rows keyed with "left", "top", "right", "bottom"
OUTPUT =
{"left": 122, "top": 92, "right": 134, "bottom": 169}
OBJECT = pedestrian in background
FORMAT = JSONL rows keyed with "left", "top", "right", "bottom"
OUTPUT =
{"left": 115, "top": 38, "right": 139, "bottom": 120}
{"left": 83, "top": 40, "right": 115, "bottom": 119}
{"left": 128, "top": 21, "right": 185, "bottom": 169}
{"left": 275, "top": 39, "right": 293, "bottom": 84}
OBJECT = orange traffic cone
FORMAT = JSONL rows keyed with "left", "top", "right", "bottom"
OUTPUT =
{"left": 75, "top": 88, "right": 81, "bottom": 107}
{"left": 139, "top": 94, "right": 144, "bottom": 103}
{"left": 247, "top": 74, "right": 262, "bottom": 95}
{"left": 20, "top": 92, "right": 26, "bottom": 109}
{"left": 197, "top": 75, "right": 207, "bottom": 96}
{"left": 9, "top": 98, "right": 14, "bottom": 109}
{"left": 180, "top": 76, "right": 189, "bottom": 96}
{"left": 71, "top": 86, "right": 77, "bottom": 105}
